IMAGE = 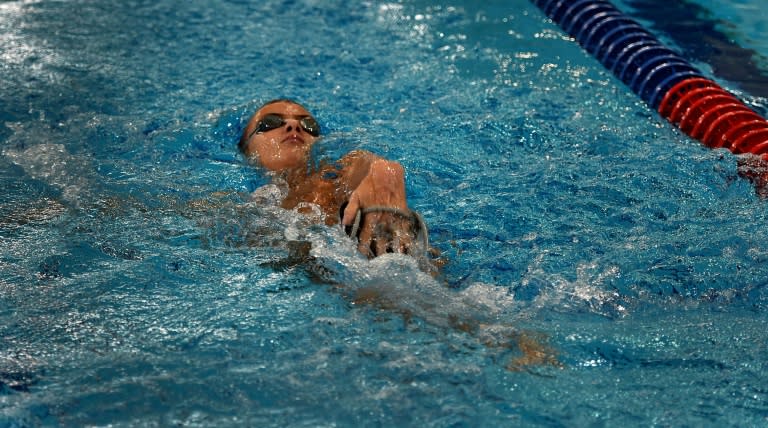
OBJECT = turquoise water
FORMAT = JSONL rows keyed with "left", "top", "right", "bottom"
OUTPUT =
{"left": 1, "top": 0, "right": 767, "bottom": 426}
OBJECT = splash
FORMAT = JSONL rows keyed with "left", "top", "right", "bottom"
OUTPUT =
{"left": 3, "top": 123, "right": 94, "bottom": 207}
{"left": 516, "top": 251, "right": 627, "bottom": 318}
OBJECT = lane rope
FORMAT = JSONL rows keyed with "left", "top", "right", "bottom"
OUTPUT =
{"left": 530, "top": 0, "right": 768, "bottom": 158}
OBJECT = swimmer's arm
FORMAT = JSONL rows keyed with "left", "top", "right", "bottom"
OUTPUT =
{"left": 336, "top": 151, "right": 414, "bottom": 256}
{"left": 333, "top": 150, "right": 382, "bottom": 195}
{"left": 339, "top": 155, "right": 409, "bottom": 219}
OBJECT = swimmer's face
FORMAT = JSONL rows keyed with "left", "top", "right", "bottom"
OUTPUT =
{"left": 241, "top": 101, "right": 320, "bottom": 172}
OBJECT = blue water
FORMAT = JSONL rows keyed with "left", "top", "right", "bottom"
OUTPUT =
{"left": 2, "top": 0, "right": 768, "bottom": 426}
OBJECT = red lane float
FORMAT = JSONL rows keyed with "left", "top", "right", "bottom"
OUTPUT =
{"left": 660, "top": 76, "right": 768, "bottom": 156}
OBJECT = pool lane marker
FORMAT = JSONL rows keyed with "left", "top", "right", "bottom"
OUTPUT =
{"left": 530, "top": 0, "right": 768, "bottom": 159}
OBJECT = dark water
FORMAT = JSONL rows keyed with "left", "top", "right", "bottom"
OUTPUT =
{"left": 622, "top": 0, "right": 768, "bottom": 102}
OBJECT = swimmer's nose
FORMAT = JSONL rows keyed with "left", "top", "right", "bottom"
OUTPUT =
{"left": 284, "top": 118, "right": 302, "bottom": 134}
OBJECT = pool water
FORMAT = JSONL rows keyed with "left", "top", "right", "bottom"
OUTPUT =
{"left": 2, "top": 0, "right": 767, "bottom": 426}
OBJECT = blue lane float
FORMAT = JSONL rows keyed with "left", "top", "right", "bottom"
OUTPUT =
{"left": 530, "top": 0, "right": 768, "bottom": 158}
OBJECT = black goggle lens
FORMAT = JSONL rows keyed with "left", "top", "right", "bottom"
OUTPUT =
{"left": 255, "top": 114, "right": 320, "bottom": 137}
{"left": 299, "top": 117, "right": 320, "bottom": 137}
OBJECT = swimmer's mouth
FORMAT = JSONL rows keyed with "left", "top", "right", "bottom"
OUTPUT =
{"left": 281, "top": 135, "right": 305, "bottom": 145}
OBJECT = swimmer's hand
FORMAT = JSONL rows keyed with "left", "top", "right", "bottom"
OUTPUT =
{"left": 341, "top": 159, "right": 415, "bottom": 257}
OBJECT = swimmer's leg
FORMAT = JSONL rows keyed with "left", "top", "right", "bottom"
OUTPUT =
{"left": 478, "top": 327, "right": 562, "bottom": 372}
{"left": 506, "top": 331, "right": 562, "bottom": 372}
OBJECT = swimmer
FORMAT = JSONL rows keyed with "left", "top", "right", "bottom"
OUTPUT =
{"left": 240, "top": 99, "right": 425, "bottom": 258}
{"left": 240, "top": 100, "right": 560, "bottom": 371}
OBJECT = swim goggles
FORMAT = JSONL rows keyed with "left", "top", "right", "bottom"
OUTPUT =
{"left": 249, "top": 113, "right": 321, "bottom": 139}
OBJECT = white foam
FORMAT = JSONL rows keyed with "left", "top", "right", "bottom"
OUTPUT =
{"left": 3, "top": 126, "right": 93, "bottom": 207}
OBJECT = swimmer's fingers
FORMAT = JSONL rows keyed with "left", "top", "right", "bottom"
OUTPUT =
{"left": 355, "top": 211, "right": 382, "bottom": 257}
{"left": 356, "top": 224, "right": 376, "bottom": 258}
{"left": 357, "top": 212, "right": 414, "bottom": 258}
{"left": 342, "top": 193, "right": 362, "bottom": 226}
{"left": 394, "top": 218, "right": 414, "bottom": 255}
